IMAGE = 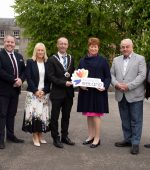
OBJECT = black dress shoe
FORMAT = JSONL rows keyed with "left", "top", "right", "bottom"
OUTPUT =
{"left": 115, "top": 141, "right": 132, "bottom": 147}
{"left": 61, "top": 137, "right": 75, "bottom": 145}
{"left": 83, "top": 138, "right": 94, "bottom": 145}
{"left": 144, "top": 144, "right": 150, "bottom": 148}
{"left": 90, "top": 140, "right": 101, "bottom": 148}
{"left": 130, "top": 144, "right": 139, "bottom": 155}
{"left": 0, "top": 143, "right": 5, "bottom": 149}
{"left": 7, "top": 136, "right": 24, "bottom": 143}
{"left": 53, "top": 139, "right": 64, "bottom": 148}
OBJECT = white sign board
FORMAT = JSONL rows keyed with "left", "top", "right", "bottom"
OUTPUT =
{"left": 71, "top": 69, "right": 104, "bottom": 88}
{"left": 71, "top": 77, "right": 104, "bottom": 88}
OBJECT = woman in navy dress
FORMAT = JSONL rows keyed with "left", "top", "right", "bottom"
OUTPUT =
{"left": 77, "top": 37, "right": 111, "bottom": 148}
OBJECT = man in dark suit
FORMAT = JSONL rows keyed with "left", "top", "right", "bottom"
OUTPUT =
{"left": 0, "top": 35, "right": 26, "bottom": 149}
{"left": 47, "top": 37, "right": 75, "bottom": 148}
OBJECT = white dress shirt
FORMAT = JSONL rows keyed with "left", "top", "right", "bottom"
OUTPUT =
{"left": 37, "top": 62, "right": 45, "bottom": 90}
{"left": 57, "top": 52, "right": 68, "bottom": 69}
{"left": 123, "top": 53, "right": 132, "bottom": 76}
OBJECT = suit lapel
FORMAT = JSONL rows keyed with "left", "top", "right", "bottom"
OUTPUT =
{"left": 54, "top": 54, "right": 65, "bottom": 70}
{"left": 3, "top": 49, "right": 14, "bottom": 71}
{"left": 14, "top": 52, "right": 20, "bottom": 72}
{"left": 66, "top": 55, "right": 71, "bottom": 68}
{"left": 34, "top": 61, "right": 40, "bottom": 80}
{"left": 119, "top": 55, "right": 124, "bottom": 77}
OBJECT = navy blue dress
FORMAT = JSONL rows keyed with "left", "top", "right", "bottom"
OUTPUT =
{"left": 77, "top": 55, "right": 111, "bottom": 113}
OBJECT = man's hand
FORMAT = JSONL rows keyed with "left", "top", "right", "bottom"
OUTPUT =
{"left": 13, "top": 78, "right": 22, "bottom": 87}
{"left": 115, "top": 83, "right": 129, "bottom": 92}
{"left": 66, "top": 81, "right": 73, "bottom": 87}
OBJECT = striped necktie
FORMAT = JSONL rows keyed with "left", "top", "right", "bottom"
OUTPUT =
{"left": 63, "top": 56, "right": 67, "bottom": 70}
{"left": 10, "top": 53, "right": 18, "bottom": 78}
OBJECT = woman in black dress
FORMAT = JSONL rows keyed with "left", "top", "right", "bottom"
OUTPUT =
{"left": 77, "top": 38, "right": 111, "bottom": 148}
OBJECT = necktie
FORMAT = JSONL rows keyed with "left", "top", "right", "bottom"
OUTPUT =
{"left": 63, "top": 56, "right": 67, "bottom": 70}
{"left": 10, "top": 53, "right": 18, "bottom": 78}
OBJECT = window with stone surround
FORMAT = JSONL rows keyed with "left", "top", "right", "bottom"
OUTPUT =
{"left": 13, "top": 30, "right": 20, "bottom": 38}
{"left": 0, "top": 30, "right": 5, "bottom": 38}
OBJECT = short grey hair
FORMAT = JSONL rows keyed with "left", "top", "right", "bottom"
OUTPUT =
{"left": 120, "top": 38, "right": 133, "bottom": 46}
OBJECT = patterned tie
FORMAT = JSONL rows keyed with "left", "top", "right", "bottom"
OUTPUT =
{"left": 63, "top": 56, "right": 67, "bottom": 70}
{"left": 10, "top": 53, "right": 18, "bottom": 78}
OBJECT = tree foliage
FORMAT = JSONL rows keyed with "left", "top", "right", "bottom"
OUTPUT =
{"left": 14, "top": 0, "right": 150, "bottom": 65}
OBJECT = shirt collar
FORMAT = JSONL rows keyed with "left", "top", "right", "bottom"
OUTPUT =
{"left": 58, "top": 51, "right": 67, "bottom": 58}
{"left": 123, "top": 52, "right": 133, "bottom": 60}
{"left": 5, "top": 49, "right": 14, "bottom": 56}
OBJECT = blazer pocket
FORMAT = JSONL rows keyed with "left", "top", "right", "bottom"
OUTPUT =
{"left": 19, "top": 59, "right": 24, "bottom": 62}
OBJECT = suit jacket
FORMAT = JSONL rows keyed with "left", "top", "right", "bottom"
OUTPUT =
{"left": 111, "top": 52, "right": 146, "bottom": 102}
{"left": 47, "top": 54, "right": 75, "bottom": 99}
{"left": 26, "top": 59, "right": 50, "bottom": 94}
{"left": 0, "top": 49, "right": 25, "bottom": 96}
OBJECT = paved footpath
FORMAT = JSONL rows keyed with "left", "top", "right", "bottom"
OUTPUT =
{"left": 0, "top": 92, "right": 150, "bottom": 170}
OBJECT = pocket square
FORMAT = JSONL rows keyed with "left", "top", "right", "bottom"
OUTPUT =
{"left": 19, "top": 59, "right": 24, "bottom": 62}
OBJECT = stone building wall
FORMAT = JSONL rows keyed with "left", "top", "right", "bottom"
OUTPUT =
{"left": 0, "top": 18, "right": 29, "bottom": 60}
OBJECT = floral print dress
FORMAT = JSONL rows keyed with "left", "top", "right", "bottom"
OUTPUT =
{"left": 22, "top": 92, "right": 50, "bottom": 133}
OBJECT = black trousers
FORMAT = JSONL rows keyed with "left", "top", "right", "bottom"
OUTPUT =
{"left": 0, "top": 91, "right": 19, "bottom": 144}
{"left": 50, "top": 97, "right": 73, "bottom": 140}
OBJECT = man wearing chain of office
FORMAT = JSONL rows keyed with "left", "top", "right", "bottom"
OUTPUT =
{"left": 47, "top": 37, "right": 75, "bottom": 148}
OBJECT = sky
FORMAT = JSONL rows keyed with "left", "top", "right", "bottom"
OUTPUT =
{"left": 0, "top": 0, "right": 15, "bottom": 18}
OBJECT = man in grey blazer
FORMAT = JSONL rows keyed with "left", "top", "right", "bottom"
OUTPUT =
{"left": 111, "top": 39, "right": 146, "bottom": 155}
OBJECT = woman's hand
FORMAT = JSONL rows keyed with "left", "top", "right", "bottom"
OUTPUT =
{"left": 96, "top": 87, "right": 105, "bottom": 91}
{"left": 39, "top": 90, "right": 45, "bottom": 98}
{"left": 35, "top": 90, "right": 45, "bottom": 98}
{"left": 35, "top": 90, "right": 40, "bottom": 97}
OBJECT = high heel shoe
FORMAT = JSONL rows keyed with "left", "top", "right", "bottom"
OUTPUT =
{"left": 83, "top": 138, "right": 94, "bottom": 145}
{"left": 33, "top": 138, "right": 40, "bottom": 147}
{"left": 40, "top": 139, "right": 47, "bottom": 144}
{"left": 90, "top": 140, "right": 101, "bottom": 148}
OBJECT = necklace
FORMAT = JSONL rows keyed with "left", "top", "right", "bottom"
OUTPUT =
{"left": 53, "top": 54, "right": 72, "bottom": 77}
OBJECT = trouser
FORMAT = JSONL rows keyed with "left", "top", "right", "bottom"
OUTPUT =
{"left": 50, "top": 97, "right": 73, "bottom": 140}
{"left": 0, "top": 92, "right": 19, "bottom": 144}
{"left": 118, "top": 95, "right": 143, "bottom": 145}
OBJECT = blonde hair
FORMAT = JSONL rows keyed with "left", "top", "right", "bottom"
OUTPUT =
{"left": 32, "top": 42, "right": 48, "bottom": 62}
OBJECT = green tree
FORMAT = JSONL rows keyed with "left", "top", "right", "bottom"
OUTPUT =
{"left": 127, "top": 0, "right": 150, "bottom": 61}
{"left": 14, "top": 0, "right": 150, "bottom": 65}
